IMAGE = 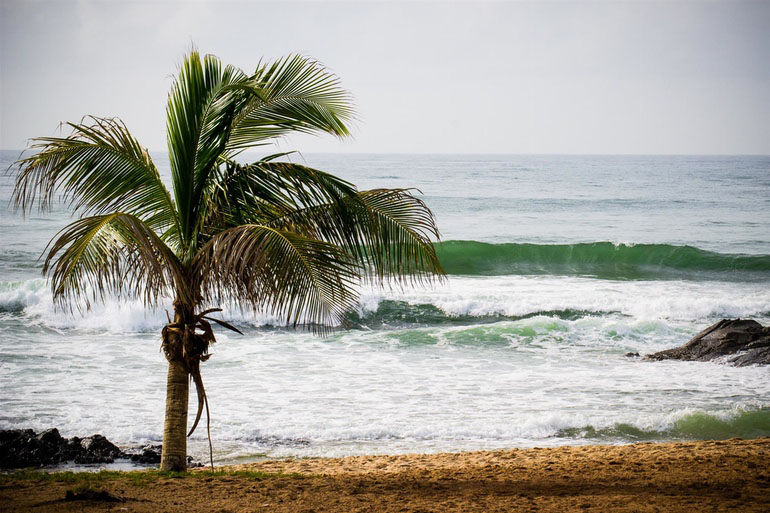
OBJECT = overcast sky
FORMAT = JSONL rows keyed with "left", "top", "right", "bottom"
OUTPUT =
{"left": 1, "top": 0, "right": 768, "bottom": 154}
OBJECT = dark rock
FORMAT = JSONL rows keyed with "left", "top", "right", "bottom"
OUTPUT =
{"left": 624, "top": 352, "right": 640, "bottom": 358}
{"left": 124, "top": 444, "right": 203, "bottom": 467}
{"left": 125, "top": 444, "right": 162, "bottom": 464}
{"left": 73, "top": 435, "right": 122, "bottom": 464}
{"left": 36, "top": 428, "right": 64, "bottom": 446}
{"left": 187, "top": 456, "right": 204, "bottom": 468}
{"left": 0, "top": 429, "right": 35, "bottom": 444}
{"left": 0, "top": 428, "right": 81, "bottom": 468}
{"left": 1, "top": 429, "right": 204, "bottom": 470}
{"left": 646, "top": 319, "right": 770, "bottom": 366}
{"left": 36, "top": 428, "right": 70, "bottom": 465}
{"left": 1, "top": 429, "right": 125, "bottom": 468}
{"left": 731, "top": 346, "right": 770, "bottom": 366}
{"left": 1, "top": 429, "right": 41, "bottom": 468}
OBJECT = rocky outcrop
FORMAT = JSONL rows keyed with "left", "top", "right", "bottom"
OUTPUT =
{"left": 122, "top": 444, "right": 162, "bottom": 464}
{"left": 1, "top": 429, "right": 122, "bottom": 468}
{"left": 0, "top": 429, "right": 204, "bottom": 469}
{"left": 121, "top": 444, "right": 201, "bottom": 467}
{"left": 0, "top": 428, "right": 121, "bottom": 468}
{"left": 75, "top": 434, "right": 124, "bottom": 464}
{"left": 646, "top": 319, "right": 770, "bottom": 366}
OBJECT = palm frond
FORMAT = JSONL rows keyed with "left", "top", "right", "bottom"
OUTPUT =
{"left": 267, "top": 188, "right": 445, "bottom": 286}
{"left": 43, "top": 213, "right": 184, "bottom": 310}
{"left": 14, "top": 49, "right": 441, "bottom": 335}
{"left": 195, "top": 224, "right": 360, "bottom": 331}
{"left": 200, "top": 159, "right": 357, "bottom": 234}
{"left": 12, "top": 117, "right": 178, "bottom": 234}
{"left": 165, "top": 51, "right": 251, "bottom": 256}
{"left": 226, "top": 55, "right": 354, "bottom": 151}
{"left": 166, "top": 52, "right": 354, "bottom": 260}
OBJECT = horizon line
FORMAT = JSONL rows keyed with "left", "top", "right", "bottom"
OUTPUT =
{"left": 1, "top": 149, "right": 768, "bottom": 158}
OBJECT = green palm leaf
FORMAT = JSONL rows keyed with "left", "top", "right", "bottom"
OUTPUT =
{"left": 201, "top": 159, "right": 357, "bottom": 232}
{"left": 268, "top": 188, "right": 445, "bottom": 285}
{"left": 44, "top": 213, "right": 184, "bottom": 309}
{"left": 165, "top": 51, "right": 249, "bottom": 256}
{"left": 227, "top": 55, "right": 354, "bottom": 151}
{"left": 167, "top": 52, "right": 354, "bottom": 261}
{"left": 196, "top": 225, "right": 360, "bottom": 330}
{"left": 12, "top": 117, "right": 178, "bottom": 235}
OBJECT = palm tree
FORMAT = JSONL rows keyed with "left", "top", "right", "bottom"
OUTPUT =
{"left": 12, "top": 51, "right": 444, "bottom": 471}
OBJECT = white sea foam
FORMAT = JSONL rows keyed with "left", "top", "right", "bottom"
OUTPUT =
{"left": 3, "top": 275, "right": 769, "bottom": 333}
{"left": 2, "top": 311, "right": 768, "bottom": 463}
{"left": 359, "top": 275, "right": 770, "bottom": 322}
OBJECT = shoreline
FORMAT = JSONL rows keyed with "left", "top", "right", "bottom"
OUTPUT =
{"left": 2, "top": 438, "right": 769, "bottom": 512}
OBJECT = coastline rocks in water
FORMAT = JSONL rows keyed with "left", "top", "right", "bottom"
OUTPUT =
{"left": 1, "top": 429, "right": 76, "bottom": 468}
{"left": 73, "top": 435, "right": 123, "bottom": 464}
{"left": 122, "top": 444, "right": 201, "bottom": 466}
{"left": 2, "top": 429, "right": 131, "bottom": 468}
{"left": 123, "top": 444, "right": 162, "bottom": 464}
{"left": 0, "top": 430, "right": 204, "bottom": 469}
{"left": 646, "top": 319, "right": 770, "bottom": 366}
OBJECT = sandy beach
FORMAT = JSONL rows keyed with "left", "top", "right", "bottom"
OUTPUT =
{"left": 2, "top": 437, "right": 768, "bottom": 512}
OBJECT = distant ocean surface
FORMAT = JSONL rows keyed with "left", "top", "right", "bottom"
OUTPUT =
{"left": 1, "top": 152, "right": 769, "bottom": 466}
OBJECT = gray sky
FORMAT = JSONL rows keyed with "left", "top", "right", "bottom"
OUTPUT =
{"left": 1, "top": 0, "right": 768, "bottom": 154}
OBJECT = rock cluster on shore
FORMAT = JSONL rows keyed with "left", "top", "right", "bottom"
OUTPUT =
{"left": 646, "top": 319, "right": 770, "bottom": 366}
{"left": 0, "top": 428, "right": 168, "bottom": 469}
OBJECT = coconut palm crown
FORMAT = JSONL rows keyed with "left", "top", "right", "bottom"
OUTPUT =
{"left": 12, "top": 51, "right": 444, "bottom": 471}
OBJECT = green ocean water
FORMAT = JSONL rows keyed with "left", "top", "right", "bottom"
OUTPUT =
{"left": 435, "top": 241, "right": 770, "bottom": 280}
{"left": 559, "top": 408, "right": 770, "bottom": 442}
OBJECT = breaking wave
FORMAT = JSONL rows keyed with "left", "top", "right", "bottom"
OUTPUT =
{"left": 436, "top": 241, "right": 770, "bottom": 280}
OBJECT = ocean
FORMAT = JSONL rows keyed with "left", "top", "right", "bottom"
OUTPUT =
{"left": 1, "top": 152, "right": 769, "bottom": 466}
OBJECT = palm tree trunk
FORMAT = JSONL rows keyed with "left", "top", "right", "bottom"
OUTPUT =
{"left": 160, "top": 359, "right": 189, "bottom": 471}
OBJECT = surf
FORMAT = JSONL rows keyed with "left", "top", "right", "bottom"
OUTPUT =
{"left": 435, "top": 241, "right": 770, "bottom": 280}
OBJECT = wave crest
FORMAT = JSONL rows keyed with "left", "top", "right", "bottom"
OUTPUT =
{"left": 436, "top": 241, "right": 770, "bottom": 280}
{"left": 558, "top": 408, "right": 770, "bottom": 441}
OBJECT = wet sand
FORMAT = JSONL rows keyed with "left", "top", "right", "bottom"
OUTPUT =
{"left": 2, "top": 438, "right": 769, "bottom": 512}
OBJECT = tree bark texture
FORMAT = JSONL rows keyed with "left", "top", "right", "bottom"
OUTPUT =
{"left": 160, "top": 359, "right": 189, "bottom": 471}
